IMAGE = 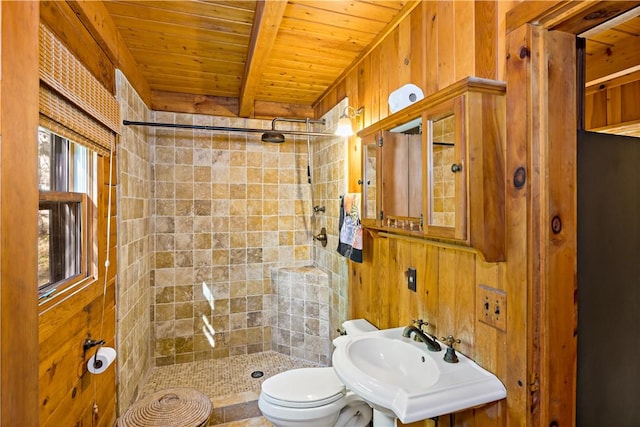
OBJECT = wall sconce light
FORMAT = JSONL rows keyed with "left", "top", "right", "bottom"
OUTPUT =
{"left": 335, "top": 106, "right": 364, "bottom": 136}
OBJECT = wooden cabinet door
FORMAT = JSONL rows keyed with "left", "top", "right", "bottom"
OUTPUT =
{"left": 361, "top": 132, "right": 380, "bottom": 226}
{"left": 424, "top": 96, "right": 467, "bottom": 241}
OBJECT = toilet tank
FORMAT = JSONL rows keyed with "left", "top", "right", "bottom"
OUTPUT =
{"left": 332, "top": 319, "right": 378, "bottom": 349}
{"left": 342, "top": 319, "right": 378, "bottom": 335}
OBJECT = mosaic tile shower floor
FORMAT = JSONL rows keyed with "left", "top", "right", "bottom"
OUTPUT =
{"left": 138, "top": 350, "right": 322, "bottom": 426}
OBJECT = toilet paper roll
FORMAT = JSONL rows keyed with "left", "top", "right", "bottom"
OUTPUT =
{"left": 87, "top": 347, "right": 117, "bottom": 375}
{"left": 388, "top": 83, "right": 424, "bottom": 113}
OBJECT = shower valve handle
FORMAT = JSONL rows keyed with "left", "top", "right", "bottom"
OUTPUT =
{"left": 313, "top": 227, "right": 328, "bottom": 247}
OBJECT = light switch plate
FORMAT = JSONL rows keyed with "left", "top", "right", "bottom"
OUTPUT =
{"left": 407, "top": 268, "right": 417, "bottom": 292}
{"left": 478, "top": 284, "right": 507, "bottom": 331}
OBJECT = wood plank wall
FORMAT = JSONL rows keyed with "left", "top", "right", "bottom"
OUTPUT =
{"left": 585, "top": 71, "right": 640, "bottom": 136}
{"left": 350, "top": 235, "right": 509, "bottom": 427}
{"left": 316, "top": 2, "right": 564, "bottom": 427}
{"left": 35, "top": 4, "right": 119, "bottom": 426}
{"left": 38, "top": 156, "right": 118, "bottom": 427}
{"left": 40, "top": 1, "right": 115, "bottom": 94}
{"left": 0, "top": 2, "right": 40, "bottom": 426}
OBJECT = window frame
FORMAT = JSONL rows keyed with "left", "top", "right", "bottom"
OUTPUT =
{"left": 37, "top": 128, "right": 97, "bottom": 300}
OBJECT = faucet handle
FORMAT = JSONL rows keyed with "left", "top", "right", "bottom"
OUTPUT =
{"left": 440, "top": 335, "right": 461, "bottom": 347}
{"left": 440, "top": 335, "right": 461, "bottom": 363}
{"left": 412, "top": 318, "right": 429, "bottom": 329}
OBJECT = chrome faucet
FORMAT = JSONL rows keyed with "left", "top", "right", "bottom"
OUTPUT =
{"left": 402, "top": 319, "right": 441, "bottom": 352}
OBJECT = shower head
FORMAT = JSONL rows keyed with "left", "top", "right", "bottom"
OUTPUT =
{"left": 261, "top": 117, "right": 325, "bottom": 143}
{"left": 261, "top": 131, "right": 285, "bottom": 143}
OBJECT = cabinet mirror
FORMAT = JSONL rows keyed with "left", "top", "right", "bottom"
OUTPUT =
{"left": 362, "top": 139, "right": 378, "bottom": 222}
{"left": 427, "top": 112, "right": 457, "bottom": 228}
{"left": 380, "top": 116, "right": 423, "bottom": 232}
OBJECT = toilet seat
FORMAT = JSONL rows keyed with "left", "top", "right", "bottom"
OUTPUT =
{"left": 261, "top": 367, "right": 345, "bottom": 408}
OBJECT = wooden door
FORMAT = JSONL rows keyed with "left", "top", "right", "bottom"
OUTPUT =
{"left": 577, "top": 130, "right": 640, "bottom": 426}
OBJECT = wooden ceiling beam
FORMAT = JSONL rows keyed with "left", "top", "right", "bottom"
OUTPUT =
{"left": 151, "top": 90, "right": 314, "bottom": 120}
{"left": 151, "top": 90, "right": 239, "bottom": 117}
{"left": 67, "top": 0, "right": 152, "bottom": 105}
{"left": 506, "top": 1, "right": 640, "bottom": 35}
{"left": 551, "top": 1, "right": 640, "bottom": 34}
{"left": 238, "top": 0, "right": 288, "bottom": 118}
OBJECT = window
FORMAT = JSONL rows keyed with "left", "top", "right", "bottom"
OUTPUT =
{"left": 38, "top": 128, "right": 97, "bottom": 296}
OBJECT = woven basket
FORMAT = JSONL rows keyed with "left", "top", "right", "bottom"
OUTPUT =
{"left": 118, "top": 388, "right": 212, "bottom": 427}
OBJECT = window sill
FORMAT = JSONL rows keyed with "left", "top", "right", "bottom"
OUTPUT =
{"left": 38, "top": 276, "right": 99, "bottom": 315}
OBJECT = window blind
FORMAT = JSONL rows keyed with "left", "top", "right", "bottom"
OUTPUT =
{"left": 39, "top": 23, "right": 119, "bottom": 156}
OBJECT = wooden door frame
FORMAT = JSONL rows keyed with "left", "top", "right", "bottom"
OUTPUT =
{"left": 0, "top": 2, "right": 40, "bottom": 426}
{"left": 505, "top": 1, "right": 639, "bottom": 425}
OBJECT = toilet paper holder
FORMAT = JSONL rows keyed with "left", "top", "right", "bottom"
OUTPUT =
{"left": 83, "top": 338, "right": 106, "bottom": 353}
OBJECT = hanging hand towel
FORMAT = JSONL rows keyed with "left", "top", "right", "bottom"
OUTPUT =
{"left": 337, "top": 193, "right": 363, "bottom": 263}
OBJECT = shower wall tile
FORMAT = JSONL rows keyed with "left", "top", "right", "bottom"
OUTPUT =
{"left": 312, "top": 98, "right": 352, "bottom": 343}
{"left": 150, "top": 113, "right": 318, "bottom": 366}
{"left": 116, "top": 71, "right": 153, "bottom": 415}
{"left": 118, "top": 100, "right": 350, "bottom": 408}
{"left": 271, "top": 266, "right": 331, "bottom": 364}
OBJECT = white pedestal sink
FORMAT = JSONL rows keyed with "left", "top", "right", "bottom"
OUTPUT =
{"left": 332, "top": 327, "right": 506, "bottom": 426}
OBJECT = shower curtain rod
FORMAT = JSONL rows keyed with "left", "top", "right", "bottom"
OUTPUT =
{"left": 122, "top": 120, "right": 334, "bottom": 138}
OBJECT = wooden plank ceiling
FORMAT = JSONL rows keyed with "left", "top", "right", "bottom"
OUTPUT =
{"left": 581, "top": 6, "right": 640, "bottom": 137}
{"left": 94, "top": 1, "right": 638, "bottom": 118}
{"left": 582, "top": 8, "right": 640, "bottom": 85}
{"left": 101, "top": 0, "right": 415, "bottom": 116}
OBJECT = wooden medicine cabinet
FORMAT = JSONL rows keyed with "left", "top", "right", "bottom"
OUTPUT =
{"left": 361, "top": 119, "right": 423, "bottom": 232}
{"left": 358, "top": 77, "right": 506, "bottom": 262}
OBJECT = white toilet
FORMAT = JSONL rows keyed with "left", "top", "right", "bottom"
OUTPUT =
{"left": 258, "top": 319, "right": 377, "bottom": 427}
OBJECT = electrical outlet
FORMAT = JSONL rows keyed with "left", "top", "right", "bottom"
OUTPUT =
{"left": 407, "top": 268, "right": 417, "bottom": 292}
{"left": 477, "top": 284, "right": 507, "bottom": 331}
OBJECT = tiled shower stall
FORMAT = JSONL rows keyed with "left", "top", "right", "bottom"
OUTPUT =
{"left": 116, "top": 70, "right": 351, "bottom": 412}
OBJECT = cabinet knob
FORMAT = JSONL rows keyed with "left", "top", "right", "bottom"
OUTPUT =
{"left": 451, "top": 163, "right": 462, "bottom": 173}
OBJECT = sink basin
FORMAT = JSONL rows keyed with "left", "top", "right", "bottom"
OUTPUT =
{"left": 332, "top": 327, "right": 506, "bottom": 423}
{"left": 346, "top": 336, "right": 440, "bottom": 394}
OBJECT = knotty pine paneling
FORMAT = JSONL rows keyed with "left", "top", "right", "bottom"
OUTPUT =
{"left": 539, "top": 29, "right": 577, "bottom": 426}
{"left": 584, "top": 89, "right": 608, "bottom": 129}
{"left": 0, "top": 2, "right": 40, "bottom": 425}
{"left": 474, "top": 259, "right": 507, "bottom": 375}
{"left": 502, "top": 23, "right": 532, "bottom": 427}
{"left": 334, "top": 5, "right": 509, "bottom": 426}
{"left": 424, "top": 1, "right": 439, "bottom": 96}
{"left": 38, "top": 155, "right": 117, "bottom": 427}
{"left": 585, "top": 79, "right": 640, "bottom": 134}
{"left": 348, "top": 231, "right": 375, "bottom": 325}
{"left": 379, "top": 30, "right": 401, "bottom": 119}
{"left": 437, "top": 1, "right": 456, "bottom": 89}
{"left": 349, "top": 235, "right": 507, "bottom": 427}
{"left": 437, "top": 248, "right": 475, "bottom": 355}
{"left": 409, "top": 3, "right": 427, "bottom": 91}
{"left": 621, "top": 80, "right": 640, "bottom": 123}
{"left": 320, "top": 0, "right": 502, "bottom": 108}
{"left": 474, "top": 1, "right": 499, "bottom": 80}
{"left": 329, "top": 2, "right": 585, "bottom": 425}
{"left": 368, "top": 49, "right": 383, "bottom": 124}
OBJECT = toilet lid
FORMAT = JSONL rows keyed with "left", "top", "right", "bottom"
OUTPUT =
{"left": 261, "top": 367, "right": 345, "bottom": 408}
